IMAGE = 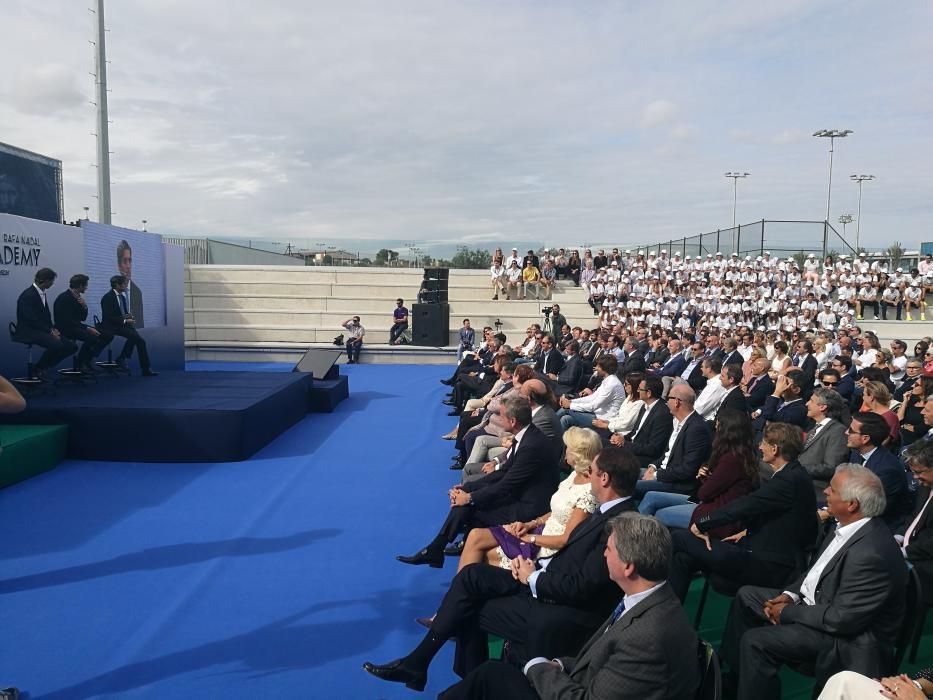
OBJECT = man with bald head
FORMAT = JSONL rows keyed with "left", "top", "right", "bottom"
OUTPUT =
{"left": 744, "top": 356, "right": 775, "bottom": 411}
{"left": 634, "top": 383, "right": 712, "bottom": 498}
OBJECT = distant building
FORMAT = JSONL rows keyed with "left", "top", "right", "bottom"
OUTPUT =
{"left": 292, "top": 249, "right": 359, "bottom": 266}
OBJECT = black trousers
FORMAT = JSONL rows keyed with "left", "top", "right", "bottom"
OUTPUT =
{"left": 65, "top": 327, "right": 112, "bottom": 366}
{"left": 111, "top": 326, "right": 151, "bottom": 371}
{"left": 668, "top": 528, "right": 794, "bottom": 602}
{"left": 881, "top": 301, "right": 902, "bottom": 320}
{"left": 720, "top": 585, "right": 835, "bottom": 700}
{"left": 13, "top": 329, "right": 77, "bottom": 371}
{"left": 439, "top": 659, "right": 539, "bottom": 700}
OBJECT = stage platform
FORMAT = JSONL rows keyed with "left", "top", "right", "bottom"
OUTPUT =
{"left": 0, "top": 371, "right": 318, "bottom": 463}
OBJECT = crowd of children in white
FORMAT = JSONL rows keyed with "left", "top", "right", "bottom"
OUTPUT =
{"left": 488, "top": 246, "right": 933, "bottom": 331}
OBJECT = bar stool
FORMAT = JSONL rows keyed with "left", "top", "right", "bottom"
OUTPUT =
{"left": 7, "top": 322, "right": 44, "bottom": 392}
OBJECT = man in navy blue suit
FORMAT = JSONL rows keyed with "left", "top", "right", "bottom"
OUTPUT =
{"left": 752, "top": 370, "right": 809, "bottom": 440}
{"left": 829, "top": 355, "right": 856, "bottom": 402}
{"left": 13, "top": 267, "right": 77, "bottom": 377}
{"left": 649, "top": 338, "right": 686, "bottom": 378}
{"left": 744, "top": 356, "right": 775, "bottom": 412}
{"left": 846, "top": 411, "right": 911, "bottom": 530}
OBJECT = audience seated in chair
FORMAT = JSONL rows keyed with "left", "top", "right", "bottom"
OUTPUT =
{"left": 365, "top": 446, "right": 641, "bottom": 689}
{"left": 719, "top": 464, "right": 907, "bottom": 700}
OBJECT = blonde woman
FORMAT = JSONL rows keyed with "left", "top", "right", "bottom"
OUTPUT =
{"left": 457, "top": 427, "right": 600, "bottom": 573}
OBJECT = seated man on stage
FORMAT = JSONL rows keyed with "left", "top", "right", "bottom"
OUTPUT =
{"left": 100, "top": 275, "right": 158, "bottom": 377}
{"left": 397, "top": 397, "right": 559, "bottom": 569}
{"left": 53, "top": 274, "right": 111, "bottom": 374}
{"left": 365, "top": 446, "right": 641, "bottom": 690}
{"left": 435, "top": 513, "right": 701, "bottom": 700}
{"left": 13, "top": 267, "right": 77, "bottom": 379}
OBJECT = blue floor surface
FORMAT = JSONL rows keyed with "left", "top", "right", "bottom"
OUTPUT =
{"left": 0, "top": 363, "right": 464, "bottom": 698}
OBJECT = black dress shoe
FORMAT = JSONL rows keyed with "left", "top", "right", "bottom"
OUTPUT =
{"left": 444, "top": 541, "right": 465, "bottom": 557}
{"left": 415, "top": 616, "right": 434, "bottom": 630}
{"left": 449, "top": 462, "right": 462, "bottom": 470}
{"left": 447, "top": 409, "right": 460, "bottom": 416}
{"left": 362, "top": 659, "right": 426, "bottom": 692}
{"left": 442, "top": 400, "right": 455, "bottom": 406}
{"left": 397, "top": 547, "right": 443, "bottom": 568}
{"left": 142, "top": 369, "right": 159, "bottom": 377}
{"left": 440, "top": 378, "right": 453, "bottom": 386}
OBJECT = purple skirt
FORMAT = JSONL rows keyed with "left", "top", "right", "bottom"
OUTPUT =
{"left": 490, "top": 524, "right": 544, "bottom": 560}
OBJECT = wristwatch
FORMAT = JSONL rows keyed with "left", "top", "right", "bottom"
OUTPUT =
{"left": 530, "top": 536, "right": 537, "bottom": 544}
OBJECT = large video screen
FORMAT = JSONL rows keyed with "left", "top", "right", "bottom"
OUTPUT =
{"left": 0, "top": 143, "right": 62, "bottom": 224}
{"left": 83, "top": 222, "right": 166, "bottom": 329}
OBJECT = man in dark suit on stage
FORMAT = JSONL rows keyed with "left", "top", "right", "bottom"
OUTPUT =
{"left": 52, "top": 274, "right": 110, "bottom": 374}
{"left": 398, "top": 397, "right": 559, "bottom": 568}
{"left": 612, "top": 376, "right": 673, "bottom": 469}
{"left": 435, "top": 513, "right": 701, "bottom": 700}
{"left": 117, "top": 239, "right": 144, "bottom": 328}
{"left": 365, "top": 446, "right": 641, "bottom": 690}
{"left": 13, "top": 267, "right": 76, "bottom": 377}
{"left": 720, "top": 464, "right": 907, "bottom": 700}
{"left": 100, "top": 275, "right": 157, "bottom": 377}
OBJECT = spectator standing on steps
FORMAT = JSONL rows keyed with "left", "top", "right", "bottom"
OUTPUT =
{"left": 343, "top": 316, "right": 365, "bottom": 364}
{"left": 390, "top": 299, "right": 408, "bottom": 345}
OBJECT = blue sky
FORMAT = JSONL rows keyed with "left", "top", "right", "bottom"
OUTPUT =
{"left": 2, "top": 1, "right": 931, "bottom": 256}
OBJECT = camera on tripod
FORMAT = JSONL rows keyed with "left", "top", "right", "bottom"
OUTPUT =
{"left": 542, "top": 306, "right": 553, "bottom": 317}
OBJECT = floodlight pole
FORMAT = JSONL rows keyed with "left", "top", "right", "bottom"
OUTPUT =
{"left": 94, "top": 0, "right": 113, "bottom": 224}
{"left": 851, "top": 174, "right": 875, "bottom": 251}
{"left": 813, "top": 129, "right": 852, "bottom": 258}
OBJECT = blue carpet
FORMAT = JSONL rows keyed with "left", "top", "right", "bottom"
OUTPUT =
{"left": 0, "top": 363, "right": 463, "bottom": 698}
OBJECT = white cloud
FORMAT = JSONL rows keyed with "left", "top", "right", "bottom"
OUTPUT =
{"left": 770, "top": 129, "right": 805, "bottom": 145}
{"left": 641, "top": 100, "right": 677, "bottom": 128}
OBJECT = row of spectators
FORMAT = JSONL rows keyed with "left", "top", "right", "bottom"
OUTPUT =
{"left": 364, "top": 315, "right": 933, "bottom": 699}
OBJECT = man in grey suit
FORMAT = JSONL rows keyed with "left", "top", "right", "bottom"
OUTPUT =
{"left": 720, "top": 464, "right": 907, "bottom": 700}
{"left": 437, "top": 513, "right": 701, "bottom": 699}
{"left": 462, "top": 379, "right": 561, "bottom": 483}
{"left": 800, "top": 387, "right": 850, "bottom": 495}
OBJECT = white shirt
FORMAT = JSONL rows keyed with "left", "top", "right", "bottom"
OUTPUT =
{"left": 32, "top": 283, "right": 48, "bottom": 307}
{"left": 632, "top": 399, "right": 658, "bottom": 437}
{"left": 658, "top": 412, "right": 694, "bottom": 471}
{"left": 694, "top": 376, "right": 727, "bottom": 420}
{"left": 607, "top": 398, "right": 645, "bottom": 434}
{"left": 903, "top": 490, "right": 933, "bottom": 551}
{"left": 570, "top": 373, "right": 626, "bottom": 419}
{"left": 790, "top": 517, "right": 872, "bottom": 605}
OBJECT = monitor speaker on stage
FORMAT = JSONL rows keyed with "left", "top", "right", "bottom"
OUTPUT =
{"left": 294, "top": 347, "right": 342, "bottom": 378}
{"left": 412, "top": 303, "right": 450, "bottom": 346}
{"left": 424, "top": 267, "right": 449, "bottom": 281}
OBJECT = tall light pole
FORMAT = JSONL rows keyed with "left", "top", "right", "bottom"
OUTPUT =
{"left": 850, "top": 174, "right": 875, "bottom": 251}
{"left": 724, "top": 172, "right": 749, "bottom": 229}
{"left": 838, "top": 214, "right": 853, "bottom": 239}
{"left": 92, "top": 0, "right": 113, "bottom": 224}
{"left": 813, "top": 128, "right": 852, "bottom": 257}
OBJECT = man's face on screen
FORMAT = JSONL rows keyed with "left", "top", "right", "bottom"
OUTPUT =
{"left": 119, "top": 249, "right": 132, "bottom": 279}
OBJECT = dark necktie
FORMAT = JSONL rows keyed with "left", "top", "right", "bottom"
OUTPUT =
{"left": 119, "top": 292, "right": 128, "bottom": 315}
{"left": 792, "top": 355, "right": 800, "bottom": 367}
{"left": 851, "top": 451, "right": 865, "bottom": 465}
{"left": 604, "top": 599, "right": 626, "bottom": 633}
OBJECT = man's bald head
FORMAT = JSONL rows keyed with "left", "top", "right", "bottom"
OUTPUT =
{"left": 521, "top": 379, "right": 548, "bottom": 404}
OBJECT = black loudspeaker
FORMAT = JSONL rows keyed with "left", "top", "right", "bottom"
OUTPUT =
{"left": 413, "top": 303, "right": 450, "bottom": 346}
{"left": 293, "top": 348, "right": 342, "bottom": 377}
{"left": 422, "top": 279, "right": 448, "bottom": 292}
{"left": 424, "top": 267, "right": 449, "bottom": 280}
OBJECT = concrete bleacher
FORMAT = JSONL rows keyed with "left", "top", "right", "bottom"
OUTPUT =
{"left": 184, "top": 264, "right": 933, "bottom": 365}
{"left": 184, "top": 265, "right": 593, "bottom": 365}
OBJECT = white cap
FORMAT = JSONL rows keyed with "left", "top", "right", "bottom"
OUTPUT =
{"left": 807, "top": 253, "right": 814, "bottom": 258}
{"left": 859, "top": 252, "right": 866, "bottom": 257}
{"left": 661, "top": 249, "right": 667, "bottom": 254}
{"left": 756, "top": 256, "right": 763, "bottom": 261}
{"left": 611, "top": 260, "right": 618, "bottom": 265}
{"left": 716, "top": 251, "right": 723, "bottom": 256}
{"left": 763, "top": 250, "right": 770, "bottom": 255}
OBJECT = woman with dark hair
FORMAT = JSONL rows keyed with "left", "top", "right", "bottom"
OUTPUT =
{"left": 769, "top": 339, "right": 791, "bottom": 379}
{"left": 915, "top": 340, "right": 930, "bottom": 361}
{"left": 898, "top": 375, "right": 933, "bottom": 446}
{"left": 592, "top": 371, "right": 644, "bottom": 437}
{"left": 638, "top": 408, "right": 759, "bottom": 534}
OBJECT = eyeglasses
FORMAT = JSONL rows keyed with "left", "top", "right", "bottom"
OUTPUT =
{"left": 845, "top": 427, "right": 865, "bottom": 435}
{"left": 821, "top": 381, "right": 838, "bottom": 386}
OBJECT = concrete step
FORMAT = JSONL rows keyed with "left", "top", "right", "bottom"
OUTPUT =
{"left": 185, "top": 340, "right": 457, "bottom": 365}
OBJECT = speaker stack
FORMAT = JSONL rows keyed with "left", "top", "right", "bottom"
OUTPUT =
{"left": 413, "top": 268, "right": 450, "bottom": 346}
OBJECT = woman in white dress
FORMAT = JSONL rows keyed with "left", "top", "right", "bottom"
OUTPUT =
{"left": 769, "top": 340, "right": 791, "bottom": 379}
{"left": 455, "top": 426, "right": 601, "bottom": 574}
